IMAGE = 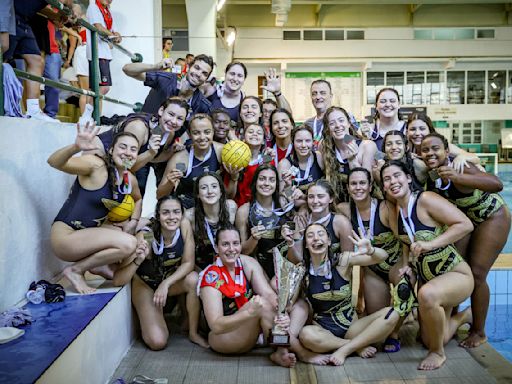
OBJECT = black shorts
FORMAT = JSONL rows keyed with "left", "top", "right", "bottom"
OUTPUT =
{"left": 88, "top": 59, "right": 112, "bottom": 87}
{"left": 4, "top": 17, "right": 41, "bottom": 60}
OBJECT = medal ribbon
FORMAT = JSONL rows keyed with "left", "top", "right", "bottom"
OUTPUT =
{"left": 184, "top": 146, "right": 213, "bottom": 177}
{"left": 399, "top": 192, "right": 417, "bottom": 244}
{"left": 115, "top": 168, "right": 132, "bottom": 194}
{"left": 356, "top": 198, "right": 377, "bottom": 241}
{"left": 152, "top": 228, "right": 181, "bottom": 255}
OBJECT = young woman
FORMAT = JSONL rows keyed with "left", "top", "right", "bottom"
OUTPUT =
{"left": 421, "top": 133, "right": 510, "bottom": 349}
{"left": 270, "top": 108, "right": 294, "bottom": 165}
{"left": 157, "top": 113, "right": 238, "bottom": 208}
{"left": 211, "top": 108, "right": 234, "bottom": 144}
{"left": 320, "top": 106, "right": 377, "bottom": 203}
{"left": 298, "top": 223, "right": 400, "bottom": 365}
{"left": 359, "top": 88, "right": 406, "bottom": 151}
{"left": 381, "top": 160, "right": 474, "bottom": 370}
{"left": 262, "top": 99, "right": 277, "bottom": 147}
{"left": 238, "top": 96, "right": 263, "bottom": 139}
{"left": 236, "top": 165, "right": 292, "bottom": 279}
{"left": 407, "top": 113, "right": 480, "bottom": 173}
{"left": 113, "top": 196, "right": 208, "bottom": 349}
{"left": 278, "top": 125, "right": 324, "bottom": 209}
{"left": 185, "top": 172, "right": 237, "bottom": 270}
{"left": 208, "top": 61, "right": 247, "bottom": 123}
{"left": 49, "top": 125, "right": 141, "bottom": 294}
{"left": 198, "top": 225, "right": 298, "bottom": 367}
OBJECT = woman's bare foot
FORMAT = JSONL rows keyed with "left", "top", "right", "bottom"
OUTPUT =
{"left": 418, "top": 351, "right": 446, "bottom": 370}
{"left": 270, "top": 348, "right": 297, "bottom": 368}
{"left": 329, "top": 349, "right": 348, "bottom": 366}
{"left": 64, "top": 266, "right": 96, "bottom": 294}
{"left": 88, "top": 265, "right": 115, "bottom": 280}
{"left": 189, "top": 332, "right": 209, "bottom": 348}
{"left": 357, "top": 346, "right": 377, "bottom": 358}
{"left": 459, "top": 332, "right": 487, "bottom": 348}
{"left": 297, "top": 349, "right": 330, "bottom": 365}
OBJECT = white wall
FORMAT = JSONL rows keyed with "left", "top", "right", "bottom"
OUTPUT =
{"left": 0, "top": 117, "right": 74, "bottom": 312}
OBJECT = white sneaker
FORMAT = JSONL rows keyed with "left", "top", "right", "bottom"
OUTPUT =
{"left": 78, "top": 114, "right": 95, "bottom": 126}
{"left": 27, "top": 110, "right": 60, "bottom": 123}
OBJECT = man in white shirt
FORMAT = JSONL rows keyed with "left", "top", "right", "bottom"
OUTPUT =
{"left": 81, "top": 0, "right": 121, "bottom": 124}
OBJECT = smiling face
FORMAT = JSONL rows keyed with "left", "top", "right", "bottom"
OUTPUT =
{"left": 111, "top": 135, "right": 139, "bottom": 168}
{"left": 382, "top": 165, "right": 412, "bottom": 200}
{"left": 255, "top": 168, "right": 277, "bottom": 197}
{"left": 307, "top": 185, "right": 333, "bottom": 215}
{"left": 407, "top": 119, "right": 431, "bottom": 147}
{"left": 224, "top": 64, "right": 246, "bottom": 93}
{"left": 244, "top": 124, "right": 265, "bottom": 147}
{"left": 212, "top": 112, "right": 231, "bottom": 141}
{"left": 420, "top": 136, "right": 449, "bottom": 169}
{"left": 262, "top": 102, "right": 276, "bottom": 124}
{"left": 217, "top": 229, "right": 242, "bottom": 265}
{"left": 348, "top": 171, "right": 371, "bottom": 202}
{"left": 240, "top": 98, "right": 262, "bottom": 125}
{"left": 186, "top": 59, "right": 212, "bottom": 88}
{"left": 271, "top": 111, "right": 293, "bottom": 140}
{"left": 158, "top": 103, "right": 187, "bottom": 133}
{"left": 310, "top": 82, "right": 332, "bottom": 114}
{"left": 326, "top": 109, "right": 350, "bottom": 141}
{"left": 190, "top": 119, "right": 214, "bottom": 151}
{"left": 376, "top": 90, "right": 400, "bottom": 119}
{"left": 158, "top": 199, "right": 182, "bottom": 232}
{"left": 293, "top": 129, "right": 313, "bottom": 158}
{"left": 305, "top": 224, "right": 330, "bottom": 255}
{"left": 384, "top": 134, "right": 406, "bottom": 160}
{"left": 197, "top": 175, "right": 221, "bottom": 205}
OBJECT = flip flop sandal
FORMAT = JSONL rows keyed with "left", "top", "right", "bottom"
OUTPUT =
{"left": 131, "top": 375, "right": 168, "bottom": 384}
{"left": 384, "top": 337, "right": 401, "bottom": 353}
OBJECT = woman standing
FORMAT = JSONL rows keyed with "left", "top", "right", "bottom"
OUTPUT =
{"left": 270, "top": 108, "right": 294, "bottom": 165}
{"left": 113, "top": 196, "right": 208, "bottom": 349}
{"left": 421, "top": 133, "right": 510, "bottom": 348}
{"left": 381, "top": 160, "right": 474, "bottom": 370}
{"left": 49, "top": 125, "right": 141, "bottom": 294}
{"left": 208, "top": 62, "right": 247, "bottom": 123}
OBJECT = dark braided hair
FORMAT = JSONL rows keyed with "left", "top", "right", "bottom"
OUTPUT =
{"left": 105, "top": 132, "right": 140, "bottom": 193}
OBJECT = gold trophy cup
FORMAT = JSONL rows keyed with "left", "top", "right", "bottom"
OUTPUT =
{"left": 269, "top": 247, "right": 305, "bottom": 347}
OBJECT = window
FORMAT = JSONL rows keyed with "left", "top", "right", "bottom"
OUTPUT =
{"left": 283, "top": 30, "right": 301, "bottom": 40}
{"left": 325, "top": 30, "right": 344, "bottom": 40}
{"left": 346, "top": 30, "right": 364, "bottom": 40}
{"left": 405, "top": 72, "right": 425, "bottom": 105}
{"left": 453, "top": 29, "right": 474, "bottom": 40}
{"left": 303, "top": 30, "right": 323, "bottom": 40}
{"left": 467, "top": 71, "right": 485, "bottom": 104}
{"left": 508, "top": 70, "right": 512, "bottom": 103}
{"left": 488, "top": 71, "right": 506, "bottom": 104}
{"left": 386, "top": 72, "right": 404, "bottom": 100}
{"left": 426, "top": 71, "right": 445, "bottom": 104}
{"left": 477, "top": 29, "right": 495, "bottom": 39}
{"left": 447, "top": 71, "right": 465, "bottom": 104}
{"left": 414, "top": 30, "right": 432, "bottom": 40}
{"left": 366, "top": 72, "right": 385, "bottom": 104}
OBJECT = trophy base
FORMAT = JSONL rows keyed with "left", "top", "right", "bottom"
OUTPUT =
{"left": 268, "top": 333, "right": 290, "bottom": 347}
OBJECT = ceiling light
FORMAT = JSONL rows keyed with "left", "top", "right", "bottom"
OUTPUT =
{"left": 490, "top": 82, "right": 497, "bottom": 89}
{"left": 226, "top": 28, "right": 236, "bottom": 46}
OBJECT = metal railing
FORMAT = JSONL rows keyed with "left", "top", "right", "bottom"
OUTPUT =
{"left": 0, "top": 0, "right": 143, "bottom": 123}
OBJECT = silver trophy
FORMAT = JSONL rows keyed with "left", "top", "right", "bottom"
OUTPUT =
{"left": 269, "top": 247, "right": 306, "bottom": 347}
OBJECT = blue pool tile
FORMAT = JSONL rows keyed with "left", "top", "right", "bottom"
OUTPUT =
{"left": 495, "top": 271, "right": 508, "bottom": 294}
{"left": 0, "top": 292, "right": 116, "bottom": 384}
{"left": 487, "top": 270, "right": 496, "bottom": 290}
{"left": 495, "top": 294, "right": 510, "bottom": 305}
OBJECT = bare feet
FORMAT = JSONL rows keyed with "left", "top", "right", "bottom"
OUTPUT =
{"left": 357, "top": 346, "right": 377, "bottom": 359}
{"left": 297, "top": 349, "right": 330, "bottom": 366}
{"left": 189, "top": 332, "right": 209, "bottom": 349}
{"left": 459, "top": 332, "right": 487, "bottom": 348}
{"left": 418, "top": 351, "right": 446, "bottom": 370}
{"left": 329, "top": 349, "right": 348, "bottom": 366}
{"left": 270, "top": 348, "right": 297, "bottom": 368}
{"left": 88, "top": 264, "right": 115, "bottom": 280}
{"left": 64, "top": 266, "right": 96, "bottom": 294}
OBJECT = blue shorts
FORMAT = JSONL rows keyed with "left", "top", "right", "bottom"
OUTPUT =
{"left": 89, "top": 59, "right": 112, "bottom": 87}
{"left": 4, "top": 16, "right": 41, "bottom": 60}
{"left": 0, "top": 0, "right": 15, "bottom": 35}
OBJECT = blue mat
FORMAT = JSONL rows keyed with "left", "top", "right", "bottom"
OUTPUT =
{"left": 0, "top": 292, "right": 116, "bottom": 383}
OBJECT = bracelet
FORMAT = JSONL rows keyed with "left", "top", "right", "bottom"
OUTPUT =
{"left": 132, "top": 259, "right": 141, "bottom": 267}
{"left": 369, "top": 246, "right": 376, "bottom": 256}
{"left": 274, "top": 91, "right": 282, "bottom": 97}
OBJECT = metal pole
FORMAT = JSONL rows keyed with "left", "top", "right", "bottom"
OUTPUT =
{"left": 0, "top": 49, "right": 4, "bottom": 116}
{"left": 90, "top": 30, "right": 101, "bottom": 125}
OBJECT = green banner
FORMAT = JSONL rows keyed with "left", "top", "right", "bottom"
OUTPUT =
{"left": 285, "top": 72, "right": 361, "bottom": 79}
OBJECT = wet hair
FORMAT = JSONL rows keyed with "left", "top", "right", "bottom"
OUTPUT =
{"left": 347, "top": 167, "right": 374, "bottom": 223}
{"left": 407, "top": 113, "right": 436, "bottom": 134}
{"left": 310, "top": 79, "right": 332, "bottom": 93}
{"left": 211, "top": 108, "right": 231, "bottom": 122}
{"left": 251, "top": 164, "right": 282, "bottom": 209}
{"left": 269, "top": 108, "right": 295, "bottom": 147}
{"left": 380, "top": 160, "right": 421, "bottom": 193}
{"left": 306, "top": 179, "right": 337, "bottom": 213}
{"left": 189, "top": 113, "right": 213, "bottom": 130}
{"left": 216, "top": 223, "right": 241, "bottom": 246}
{"left": 106, "top": 132, "right": 140, "bottom": 193}
{"left": 194, "top": 172, "right": 231, "bottom": 246}
{"left": 422, "top": 132, "right": 449, "bottom": 150}
{"left": 149, "top": 195, "right": 184, "bottom": 260}
{"left": 383, "top": 130, "right": 409, "bottom": 159}
{"left": 374, "top": 88, "right": 401, "bottom": 120}
{"left": 239, "top": 96, "right": 264, "bottom": 130}
{"left": 158, "top": 96, "right": 190, "bottom": 117}
{"left": 113, "top": 113, "right": 151, "bottom": 139}
{"left": 321, "top": 106, "right": 361, "bottom": 203}
{"left": 225, "top": 61, "right": 248, "bottom": 78}
{"left": 262, "top": 99, "right": 278, "bottom": 108}
{"left": 290, "top": 124, "right": 314, "bottom": 164}
{"left": 190, "top": 54, "right": 215, "bottom": 76}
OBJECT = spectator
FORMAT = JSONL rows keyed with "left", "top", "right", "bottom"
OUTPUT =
{"left": 81, "top": 0, "right": 122, "bottom": 125}
{"left": 70, "top": 4, "right": 89, "bottom": 116}
{"left": 4, "top": 0, "right": 71, "bottom": 122}
{"left": 162, "top": 38, "right": 172, "bottom": 72}
{"left": 0, "top": 0, "right": 15, "bottom": 54}
{"left": 122, "top": 54, "right": 214, "bottom": 116}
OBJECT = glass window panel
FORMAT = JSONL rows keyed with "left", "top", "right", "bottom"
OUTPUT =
{"left": 367, "top": 72, "right": 385, "bottom": 104}
{"left": 447, "top": 71, "right": 465, "bottom": 104}
{"left": 467, "top": 71, "right": 485, "bottom": 104}
{"left": 283, "top": 31, "right": 301, "bottom": 40}
{"left": 414, "top": 30, "right": 432, "bottom": 40}
{"left": 405, "top": 72, "right": 425, "bottom": 105}
{"left": 509, "top": 70, "right": 512, "bottom": 103}
{"left": 347, "top": 30, "right": 364, "bottom": 40}
{"left": 434, "top": 29, "right": 454, "bottom": 40}
{"left": 325, "top": 30, "right": 344, "bottom": 40}
{"left": 454, "top": 29, "right": 474, "bottom": 40}
{"left": 303, "top": 30, "right": 323, "bottom": 40}
{"left": 426, "top": 71, "right": 445, "bottom": 104}
{"left": 386, "top": 72, "right": 404, "bottom": 86}
{"left": 477, "top": 29, "right": 495, "bottom": 39}
{"left": 488, "top": 70, "right": 506, "bottom": 104}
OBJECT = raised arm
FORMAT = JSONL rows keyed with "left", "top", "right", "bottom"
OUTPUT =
{"left": 122, "top": 59, "right": 171, "bottom": 82}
